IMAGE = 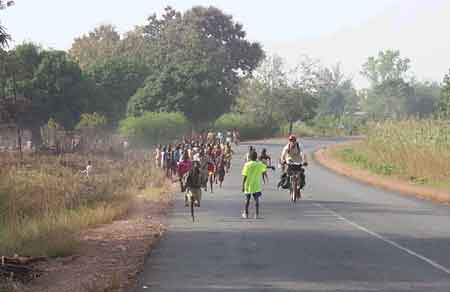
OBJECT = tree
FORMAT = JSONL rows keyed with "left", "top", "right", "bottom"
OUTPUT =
{"left": 29, "top": 50, "right": 99, "bottom": 129}
{"left": 0, "top": 0, "right": 14, "bottom": 48}
{"left": 439, "top": 70, "right": 450, "bottom": 118}
{"left": 406, "top": 80, "right": 440, "bottom": 118}
{"left": 278, "top": 86, "right": 317, "bottom": 134}
{"left": 128, "top": 6, "right": 264, "bottom": 127}
{"left": 86, "top": 56, "right": 148, "bottom": 125}
{"left": 361, "top": 50, "right": 413, "bottom": 119}
{"left": 364, "top": 79, "right": 413, "bottom": 119}
{"left": 317, "top": 64, "right": 359, "bottom": 117}
{"left": 69, "top": 25, "right": 121, "bottom": 70}
{"left": 236, "top": 55, "right": 287, "bottom": 126}
{"left": 361, "top": 50, "right": 410, "bottom": 86}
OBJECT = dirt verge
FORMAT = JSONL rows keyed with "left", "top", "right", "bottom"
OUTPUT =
{"left": 314, "top": 142, "right": 450, "bottom": 205}
{"left": 16, "top": 189, "right": 174, "bottom": 292}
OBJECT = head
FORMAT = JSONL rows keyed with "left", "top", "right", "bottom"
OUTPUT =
{"left": 250, "top": 150, "right": 258, "bottom": 161}
{"left": 288, "top": 135, "right": 297, "bottom": 143}
{"left": 262, "top": 148, "right": 267, "bottom": 155}
{"left": 87, "top": 160, "right": 92, "bottom": 166}
{"left": 249, "top": 146, "right": 254, "bottom": 153}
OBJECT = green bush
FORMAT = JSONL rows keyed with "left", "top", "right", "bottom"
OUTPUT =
{"left": 279, "top": 122, "right": 316, "bottom": 137}
{"left": 119, "top": 112, "right": 189, "bottom": 146}
{"left": 213, "top": 113, "right": 278, "bottom": 140}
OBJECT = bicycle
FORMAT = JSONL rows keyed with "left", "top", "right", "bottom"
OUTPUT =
{"left": 287, "top": 162, "right": 307, "bottom": 203}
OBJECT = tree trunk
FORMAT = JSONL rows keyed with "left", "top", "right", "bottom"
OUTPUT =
{"left": 289, "top": 121, "right": 294, "bottom": 135}
{"left": 30, "top": 124, "right": 42, "bottom": 149}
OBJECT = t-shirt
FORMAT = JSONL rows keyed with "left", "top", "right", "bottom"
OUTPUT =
{"left": 178, "top": 160, "right": 192, "bottom": 176}
{"left": 242, "top": 160, "right": 267, "bottom": 194}
{"left": 186, "top": 167, "right": 202, "bottom": 188}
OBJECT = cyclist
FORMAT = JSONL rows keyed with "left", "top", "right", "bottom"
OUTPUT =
{"left": 279, "top": 135, "right": 308, "bottom": 194}
{"left": 280, "top": 135, "right": 307, "bottom": 167}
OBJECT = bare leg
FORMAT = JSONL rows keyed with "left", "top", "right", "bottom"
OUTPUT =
{"left": 255, "top": 197, "right": 260, "bottom": 217}
{"left": 244, "top": 196, "right": 250, "bottom": 218}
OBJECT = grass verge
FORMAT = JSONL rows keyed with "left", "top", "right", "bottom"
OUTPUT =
{"left": 316, "top": 141, "right": 450, "bottom": 204}
{"left": 0, "top": 152, "right": 167, "bottom": 258}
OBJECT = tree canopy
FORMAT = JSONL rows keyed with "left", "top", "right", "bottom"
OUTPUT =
{"left": 127, "top": 6, "right": 264, "bottom": 126}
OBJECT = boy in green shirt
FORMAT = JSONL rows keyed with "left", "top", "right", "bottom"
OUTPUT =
{"left": 242, "top": 150, "right": 267, "bottom": 219}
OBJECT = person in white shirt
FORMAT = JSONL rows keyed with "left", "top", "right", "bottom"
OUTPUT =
{"left": 81, "top": 160, "right": 93, "bottom": 177}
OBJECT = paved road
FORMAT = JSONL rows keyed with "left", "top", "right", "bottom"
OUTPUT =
{"left": 131, "top": 139, "right": 450, "bottom": 292}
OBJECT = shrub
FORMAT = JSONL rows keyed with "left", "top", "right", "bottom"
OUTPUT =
{"left": 119, "top": 112, "right": 189, "bottom": 147}
{"left": 213, "top": 113, "right": 278, "bottom": 140}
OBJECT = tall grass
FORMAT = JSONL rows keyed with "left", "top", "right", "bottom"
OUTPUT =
{"left": 0, "top": 153, "right": 167, "bottom": 257}
{"left": 337, "top": 119, "right": 450, "bottom": 189}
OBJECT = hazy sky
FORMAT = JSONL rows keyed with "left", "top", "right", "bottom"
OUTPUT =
{"left": 1, "top": 0, "right": 449, "bottom": 86}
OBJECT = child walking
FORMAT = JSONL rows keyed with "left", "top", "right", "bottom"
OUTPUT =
{"left": 241, "top": 150, "right": 267, "bottom": 219}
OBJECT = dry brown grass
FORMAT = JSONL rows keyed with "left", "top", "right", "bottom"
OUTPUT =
{"left": 0, "top": 152, "right": 167, "bottom": 258}
{"left": 333, "top": 119, "right": 450, "bottom": 191}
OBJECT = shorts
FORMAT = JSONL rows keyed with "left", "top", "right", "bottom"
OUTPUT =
{"left": 186, "top": 188, "right": 202, "bottom": 203}
{"left": 245, "top": 192, "right": 262, "bottom": 200}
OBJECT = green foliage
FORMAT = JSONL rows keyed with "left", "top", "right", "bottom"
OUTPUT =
{"left": 128, "top": 6, "right": 264, "bottom": 125}
{"left": 76, "top": 112, "right": 108, "bottom": 130}
{"left": 337, "top": 147, "right": 397, "bottom": 176}
{"left": 86, "top": 56, "right": 148, "bottom": 124}
{"left": 361, "top": 49, "right": 440, "bottom": 119}
{"left": 438, "top": 70, "right": 450, "bottom": 118}
{"left": 213, "top": 113, "right": 277, "bottom": 140}
{"left": 316, "top": 64, "right": 360, "bottom": 116}
{"left": 119, "top": 112, "right": 189, "bottom": 146}
{"left": 361, "top": 49, "right": 410, "bottom": 86}
{"left": 69, "top": 25, "right": 122, "bottom": 70}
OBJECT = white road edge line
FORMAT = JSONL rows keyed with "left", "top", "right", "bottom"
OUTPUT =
{"left": 314, "top": 203, "right": 450, "bottom": 276}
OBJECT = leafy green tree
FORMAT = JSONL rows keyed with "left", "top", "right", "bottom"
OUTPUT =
{"left": 438, "top": 70, "right": 450, "bottom": 118}
{"left": 128, "top": 6, "right": 264, "bottom": 127}
{"left": 364, "top": 79, "right": 413, "bottom": 119}
{"left": 361, "top": 50, "right": 413, "bottom": 119}
{"left": 361, "top": 50, "right": 410, "bottom": 86}
{"left": 277, "top": 86, "right": 318, "bottom": 134}
{"left": 86, "top": 56, "right": 148, "bottom": 125}
{"left": 69, "top": 25, "right": 121, "bottom": 70}
{"left": 236, "top": 55, "right": 286, "bottom": 126}
{"left": 406, "top": 81, "right": 440, "bottom": 118}
{"left": 317, "top": 64, "right": 359, "bottom": 116}
{"left": 29, "top": 50, "right": 98, "bottom": 129}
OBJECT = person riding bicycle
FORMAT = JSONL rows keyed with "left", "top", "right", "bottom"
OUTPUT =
{"left": 278, "top": 135, "right": 308, "bottom": 189}
{"left": 280, "top": 135, "right": 307, "bottom": 167}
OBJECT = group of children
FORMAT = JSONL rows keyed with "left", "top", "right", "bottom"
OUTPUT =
{"left": 154, "top": 138, "right": 235, "bottom": 209}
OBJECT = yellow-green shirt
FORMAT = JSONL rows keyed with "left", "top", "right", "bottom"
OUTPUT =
{"left": 242, "top": 160, "right": 267, "bottom": 194}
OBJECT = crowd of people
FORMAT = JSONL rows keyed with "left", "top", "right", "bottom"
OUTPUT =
{"left": 153, "top": 131, "right": 239, "bottom": 210}
{"left": 152, "top": 131, "right": 307, "bottom": 221}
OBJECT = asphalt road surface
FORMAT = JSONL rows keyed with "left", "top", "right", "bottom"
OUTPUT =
{"left": 131, "top": 139, "right": 450, "bottom": 292}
